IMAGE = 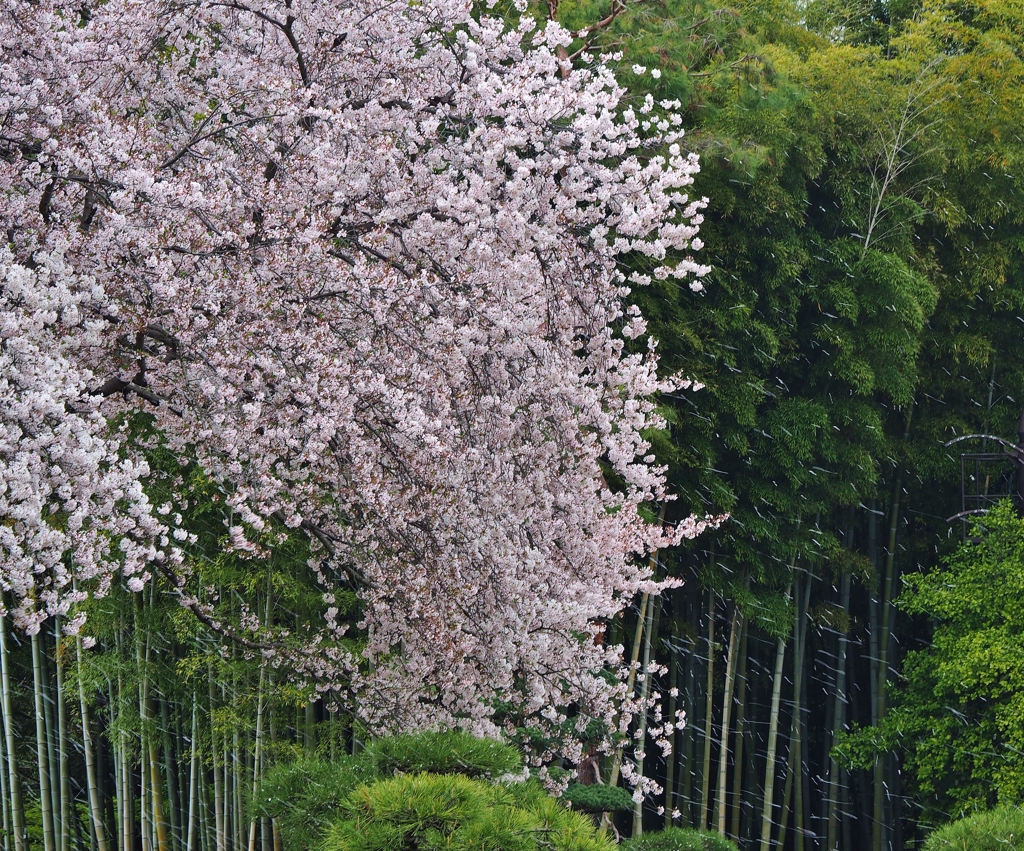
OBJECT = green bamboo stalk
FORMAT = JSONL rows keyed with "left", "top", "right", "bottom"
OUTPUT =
{"left": 776, "top": 734, "right": 794, "bottom": 850}
{"left": 161, "top": 695, "right": 181, "bottom": 851}
{"left": 233, "top": 724, "right": 243, "bottom": 851}
{"left": 145, "top": 626, "right": 168, "bottom": 851}
{"left": 663, "top": 642, "right": 678, "bottom": 831}
{"left": 135, "top": 597, "right": 152, "bottom": 851}
{"left": 113, "top": 658, "right": 134, "bottom": 851}
{"left": 604, "top": 509, "right": 665, "bottom": 805}
{"left": 0, "top": 702, "right": 9, "bottom": 851}
{"left": 874, "top": 460, "right": 906, "bottom": 851}
{"left": 303, "top": 701, "right": 315, "bottom": 760}
{"left": 149, "top": 730, "right": 170, "bottom": 851}
{"left": 631, "top": 599, "right": 660, "bottom": 837}
{"left": 789, "top": 570, "right": 813, "bottom": 851}
{"left": 39, "top": 631, "right": 61, "bottom": 851}
{"left": 728, "top": 622, "right": 749, "bottom": 841}
{"left": 714, "top": 603, "right": 742, "bottom": 837}
{"left": 699, "top": 589, "right": 715, "bottom": 830}
{"left": 77, "top": 636, "right": 109, "bottom": 851}
{"left": 827, "top": 571, "right": 852, "bottom": 851}
{"left": 32, "top": 631, "right": 57, "bottom": 851}
{"left": 247, "top": 664, "right": 267, "bottom": 851}
{"left": 186, "top": 694, "right": 199, "bottom": 851}
{"left": 0, "top": 610, "right": 26, "bottom": 851}
{"left": 758, "top": 580, "right": 793, "bottom": 851}
{"left": 209, "top": 666, "right": 225, "bottom": 851}
{"left": 606, "top": 591, "right": 649, "bottom": 792}
{"left": 54, "top": 620, "right": 71, "bottom": 851}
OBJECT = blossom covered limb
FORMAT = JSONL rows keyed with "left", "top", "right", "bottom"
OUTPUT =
{"left": 1, "top": 0, "right": 711, "bottom": 755}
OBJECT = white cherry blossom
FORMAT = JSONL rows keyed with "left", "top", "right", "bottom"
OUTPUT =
{"left": 1, "top": 0, "right": 710, "bottom": 754}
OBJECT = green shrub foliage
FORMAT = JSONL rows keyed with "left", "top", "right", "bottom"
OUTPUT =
{"left": 254, "top": 756, "right": 376, "bottom": 851}
{"left": 561, "top": 783, "right": 634, "bottom": 814}
{"left": 365, "top": 730, "right": 523, "bottom": 779}
{"left": 620, "top": 827, "right": 740, "bottom": 851}
{"left": 922, "top": 806, "right": 1024, "bottom": 850}
{"left": 322, "top": 773, "right": 616, "bottom": 851}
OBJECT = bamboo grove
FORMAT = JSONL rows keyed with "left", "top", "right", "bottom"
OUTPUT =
{"left": 4, "top": 0, "right": 1024, "bottom": 848}
{"left": 0, "top": 476, "right": 364, "bottom": 851}
{"left": 588, "top": 0, "right": 1024, "bottom": 845}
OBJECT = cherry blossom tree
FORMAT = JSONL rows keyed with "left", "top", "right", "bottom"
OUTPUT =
{"left": 1, "top": 0, "right": 710, "bottom": 756}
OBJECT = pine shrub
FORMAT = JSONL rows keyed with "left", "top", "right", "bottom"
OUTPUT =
{"left": 365, "top": 730, "right": 523, "bottom": 779}
{"left": 254, "top": 755, "right": 375, "bottom": 851}
{"left": 322, "top": 773, "right": 617, "bottom": 851}
{"left": 922, "top": 806, "right": 1024, "bottom": 850}
{"left": 561, "top": 783, "right": 634, "bottom": 814}
{"left": 620, "top": 827, "right": 740, "bottom": 851}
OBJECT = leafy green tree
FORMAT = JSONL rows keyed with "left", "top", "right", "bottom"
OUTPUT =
{"left": 892, "top": 502, "right": 1024, "bottom": 821}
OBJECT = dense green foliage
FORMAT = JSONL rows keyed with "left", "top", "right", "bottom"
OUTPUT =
{"left": 364, "top": 731, "right": 523, "bottom": 780}
{"left": 540, "top": 0, "right": 1024, "bottom": 845}
{"left": 892, "top": 503, "right": 1024, "bottom": 819}
{"left": 620, "top": 827, "right": 740, "bottom": 851}
{"left": 561, "top": 783, "right": 634, "bottom": 814}
{"left": 921, "top": 806, "right": 1024, "bottom": 850}
{"left": 256, "top": 732, "right": 528, "bottom": 851}
{"left": 5, "top": 0, "right": 1024, "bottom": 849}
{"left": 254, "top": 757, "right": 376, "bottom": 851}
{"left": 323, "top": 774, "right": 615, "bottom": 851}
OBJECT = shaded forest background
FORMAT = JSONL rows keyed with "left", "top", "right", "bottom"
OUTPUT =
{"left": 4, "top": 0, "right": 1024, "bottom": 849}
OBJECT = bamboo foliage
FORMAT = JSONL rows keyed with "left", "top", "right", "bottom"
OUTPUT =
{"left": 0, "top": 490, "right": 935, "bottom": 851}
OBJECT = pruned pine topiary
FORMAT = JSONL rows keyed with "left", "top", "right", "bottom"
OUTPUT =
{"left": 620, "top": 827, "right": 740, "bottom": 851}
{"left": 562, "top": 783, "right": 635, "bottom": 814}
{"left": 922, "top": 806, "right": 1024, "bottom": 850}
{"left": 322, "top": 773, "right": 616, "bottom": 851}
{"left": 254, "top": 756, "right": 376, "bottom": 851}
{"left": 365, "top": 730, "right": 523, "bottom": 779}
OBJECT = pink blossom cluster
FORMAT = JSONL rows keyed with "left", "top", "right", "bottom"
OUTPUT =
{"left": 0, "top": 250, "right": 166, "bottom": 633}
{"left": 1, "top": 0, "right": 710, "bottom": 750}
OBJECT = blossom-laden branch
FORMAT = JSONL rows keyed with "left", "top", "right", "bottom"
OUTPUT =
{"left": 1, "top": 0, "right": 711, "bottom": 760}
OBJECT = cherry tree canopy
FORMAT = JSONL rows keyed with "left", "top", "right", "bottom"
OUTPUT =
{"left": 1, "top": 0, "right": 710, "bottom": 749}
